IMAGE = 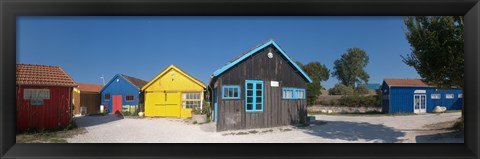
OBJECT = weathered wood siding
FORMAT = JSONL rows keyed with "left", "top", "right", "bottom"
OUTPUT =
{"left": 80, "top": 92, "right": 101, "bottom": 114}
{"left": 214, "top": 45, "right": 307, "bottom": 131}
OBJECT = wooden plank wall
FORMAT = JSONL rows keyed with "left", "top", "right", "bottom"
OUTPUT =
{"left": 215, "top": 45, "right": 308, "bottom": 131}
{"left": 80, "top": 93, "right": 101, "bottom": 114}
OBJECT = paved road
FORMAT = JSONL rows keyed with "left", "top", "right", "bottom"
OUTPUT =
{"left": 66, "top": 112, "right": 463, "bottom": 143}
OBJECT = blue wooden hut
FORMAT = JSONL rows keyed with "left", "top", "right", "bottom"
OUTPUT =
{"left": 100, "top": 74, "right": 148, "bottom": 114}
{"left": 381, "top": 78, "right": 462, "bottom": 114}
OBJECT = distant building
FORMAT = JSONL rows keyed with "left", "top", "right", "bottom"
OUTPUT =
{"left": 357, "top": 83, "right": 381, "bottom": 90}
{"left": 16, "top": 64, "right": 77, "bottom": 131}
{"left": 72, "top": 83, "right": 103, "bottom": 115}
{"left": 381, "top": 78, "right": 462, "bottom": 114}
{"left": 100, "top": 74, "right": 148, "bottom": 114}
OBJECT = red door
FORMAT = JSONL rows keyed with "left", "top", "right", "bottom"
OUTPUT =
{"left": 112, "top": 95, "right": 122, "bottom": 114}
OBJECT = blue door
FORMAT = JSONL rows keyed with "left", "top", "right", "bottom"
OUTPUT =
{"left": 245, "top": 80, "right": 264, "bottom": 112}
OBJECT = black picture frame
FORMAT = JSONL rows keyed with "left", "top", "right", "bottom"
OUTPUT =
{"left": 1, "top": 0, "right": 479, "bottom": 158}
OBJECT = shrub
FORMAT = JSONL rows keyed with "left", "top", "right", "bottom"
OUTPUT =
{"left": 202, "top": 102, "right": 212, "bottom": 118}
{"left": 328, "top": 84, "right": 354, "bottom": 95}
{"left": 354, "top": 85, "right": 370, "bottom": 94}
{"left": 122, "top": 111, "right": 132, "bottom": 116}
{"left": 329, "top": 100, "right": 340, "bottom": 105}
{"left": 339, "top": 95, "right": 381, "bottom": 107}
{"left": 192, "top": 101, "right": 212, "bottom": 117}
{"left": 452, "top": 118, "right": 464, "bottom": 131}
{"left": 315, "top": 99, "right": 340, "bottom": 106}
{"left": 64, "top": 121, "right": 78, "bottom": 131}
{"left": 316, "top": 100, "right": 329, "bottom": 106}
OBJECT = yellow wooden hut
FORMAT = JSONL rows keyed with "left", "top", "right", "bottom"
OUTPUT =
{"left": 142, "top": 65, "right": 206, "bottom": 118}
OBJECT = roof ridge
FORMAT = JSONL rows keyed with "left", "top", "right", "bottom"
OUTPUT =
{"left": 119, "top": 74, "right": 148, "bottom": 89}
{"left": 17, "top": 63, "right": 60, "bottom": 68}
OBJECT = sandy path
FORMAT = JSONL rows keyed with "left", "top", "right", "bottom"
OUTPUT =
{"left": 66, "top": 112, "right": 463, "bottom": 143}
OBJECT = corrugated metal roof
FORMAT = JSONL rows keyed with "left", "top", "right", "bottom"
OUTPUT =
{"left": 384, "top": 78, "right": 430, "bottom": 87}
{"left": 16, "top": 64, "right": 77, "bottom": 87}
{"left": 77, "top": 83, "right": 103, "bottom": 93}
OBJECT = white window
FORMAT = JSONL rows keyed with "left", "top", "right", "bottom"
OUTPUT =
{"left": 458, "top": 94, "right": 463, "bottom": 98}
{"left": 431, "top": 94, "right": 441, "bottom": 99}
{"left": 182, "top": 93, "right": 201, "bottom": 109}
{"left": 282, "top": 88, "right": 305, "bottom": 99}
{"left": 295, "top": 89, "right": 305, "bottom": 99}
{"left": 283, "top": 89, "right": 294, "bottom": 99}
{"left": 446, "top": 94, "right": 454, "bottom": 99}
{"left": 222, "top": 85, "right": 240, "bottom": 99}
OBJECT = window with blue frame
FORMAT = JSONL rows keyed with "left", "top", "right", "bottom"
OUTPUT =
{"left": 245, "top": 80, "right": 263, "bottom": 112}
{"left": 222, "top": 85, "right": 240, "bottom": 99}
{"left": 283, "top": 88, "right": 306, "bottom": 99}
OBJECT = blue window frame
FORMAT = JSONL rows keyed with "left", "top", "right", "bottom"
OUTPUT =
{"left": 222, "top": 85, "right": 240, "bottom": 99}
{"left": 245, "top": 80, "right": 264, "bottom": 112}
{"left": 282, "top": 88, "right": 306, "bottom": 99}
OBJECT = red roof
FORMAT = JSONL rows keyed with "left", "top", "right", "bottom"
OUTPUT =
{"left": 384, "top": 78, "right": 430, "bottom": 87}
{"left": 16, "top": 64, "right": 77, "bottom": 87}
{"left": 77, "top": 83, "right": 103, "bottom": 93}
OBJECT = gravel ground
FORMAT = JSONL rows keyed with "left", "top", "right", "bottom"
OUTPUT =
{"left": 66, "top": 112, "right": 463, "bottom": 143}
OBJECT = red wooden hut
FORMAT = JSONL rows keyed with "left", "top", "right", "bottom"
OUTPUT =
{"left": 16, "top": 64, "right": 77, "bottom": 131}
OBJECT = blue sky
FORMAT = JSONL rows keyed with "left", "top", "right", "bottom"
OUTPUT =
{"left": 17, "top": 16, "right": 419, "bottom": 89}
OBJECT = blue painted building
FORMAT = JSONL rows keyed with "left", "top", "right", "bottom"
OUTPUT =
{"left": 381, "top": 78, "right": 462, "bottom": 114}
{"left": 100, "top": 74, "right": 148, "bottom": 114}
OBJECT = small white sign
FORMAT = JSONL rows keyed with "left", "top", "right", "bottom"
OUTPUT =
{"left": 271, "top": 81, "right": 279, "bottom": 87}
{"left": 24, "top": 89, "right": 50, "bottom": 99}
{"left": 414, "top": 90, "right": 426, "bottom": 94}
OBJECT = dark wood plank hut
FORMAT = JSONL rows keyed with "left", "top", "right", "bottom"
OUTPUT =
{"left": 209, "top": 39, "right": 312, "bottom": 131}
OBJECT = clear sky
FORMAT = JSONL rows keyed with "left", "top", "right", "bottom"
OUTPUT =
{"left": 17, "top": 16, "right": 420, "bottom": 89}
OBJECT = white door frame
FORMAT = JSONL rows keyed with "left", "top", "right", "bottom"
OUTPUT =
{"left": 413, "top": 94, "right": 427, "bottom": 114}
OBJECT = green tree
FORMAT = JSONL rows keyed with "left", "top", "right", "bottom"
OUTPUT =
{"left": 402, "top": 16, "right": 464, "bottom": 119}
{"left": 302, "top": 62, "right": 330, "bottom": 82}
{"left": 354, "top": 85, "right": 370, "bottom": 95}
{"left": 297, "top": 61, "right": 330, "bottom": 105}
{"left": 401, "top": 16, "right": 464, "bottom": 89}
{"left": 328, "top": 83, "right": 354, "bottom": 95}
{"left": 332, "top": 48, "right": 370, "bottom": 87}
{"left": 306, "top": 78, "right": 322, "bottom": 105}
